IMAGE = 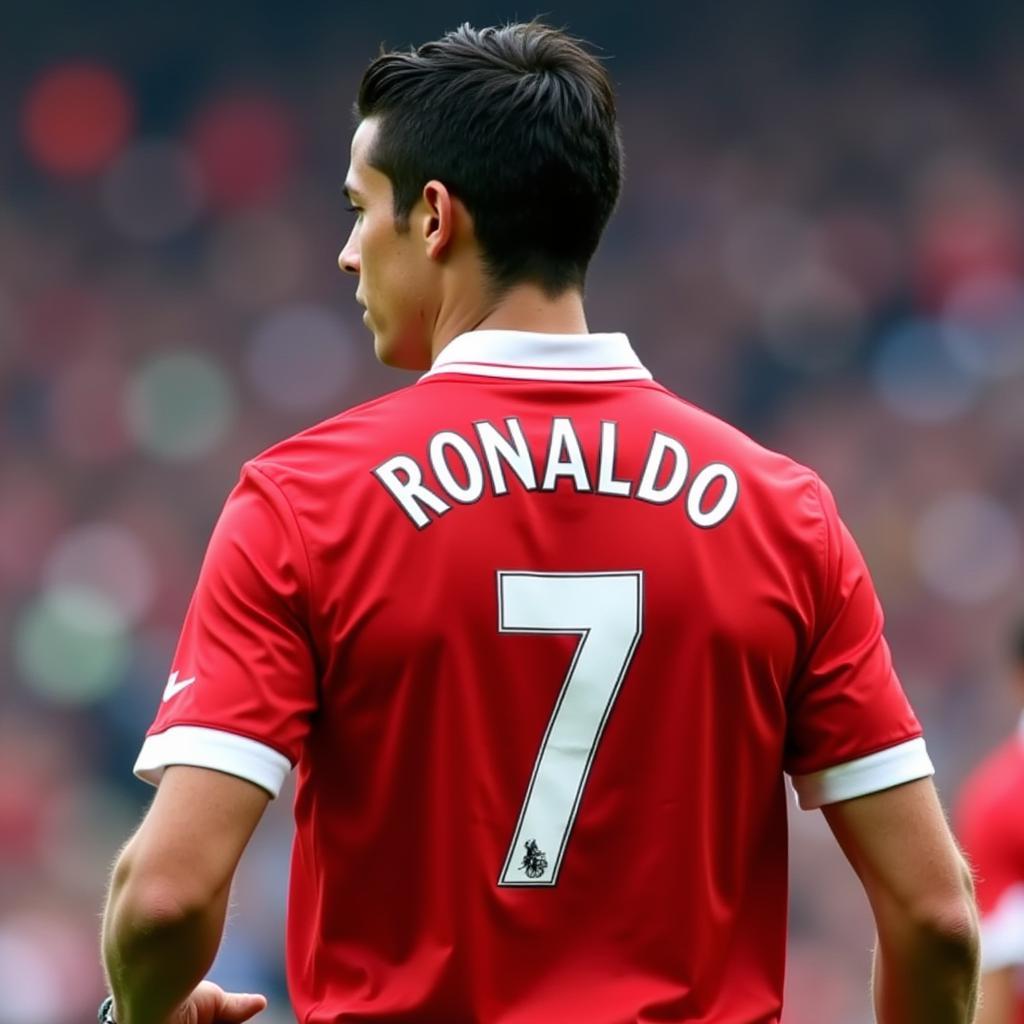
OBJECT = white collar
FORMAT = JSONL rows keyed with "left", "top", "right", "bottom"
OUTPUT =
{"left": 420, "top": 330, "right": 652, "bottom": 383}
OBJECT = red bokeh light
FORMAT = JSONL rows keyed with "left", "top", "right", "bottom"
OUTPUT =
{"left": 911, "top": 159, "right": 1024, "bottom": 310}
{"left": 190, "top": 94, "right": 300, "bottom": 209}
{"left": 22, "top": 62, "right": 135, "bottom": 178}
{"left": 914, "top": 208, "right": 1023, "bottom": 310}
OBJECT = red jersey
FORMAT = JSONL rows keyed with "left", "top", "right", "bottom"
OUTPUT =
{"left": 135, "top": 330, "right": 932, "bottom": 1023}
{"left": 957, "top": 720, "right": 1024, "bottom": 1022}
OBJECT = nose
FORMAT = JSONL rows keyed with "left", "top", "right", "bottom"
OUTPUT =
{"left": 338, "top": 228, "right": 360, "bottom": 276}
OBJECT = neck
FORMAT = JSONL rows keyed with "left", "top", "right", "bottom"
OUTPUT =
{"left": 430, "top": 282, "right": 589, "bottom": 362}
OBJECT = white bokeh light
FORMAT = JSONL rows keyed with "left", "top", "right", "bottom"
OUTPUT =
{"left": 43, "top": 521, "right": 156, "bottom": 626}
{"left": 15, "top": 584, "right": 129, "bottom": 703}
{"left": 873, "top": 319, "right": 980, "bottom": 422}
{"left": 0, "top": 911, "right": 98, "bottom": 1024}
{"left": 913, "top": 490, "right": 1021, "bottom": 605}
{"left": 941, "top": 271, "right": 1024, "bottom": 379}
{"left": 0, "top": 929, "right": 68, "bottom": 1024}
{"left": 100, "top": 139, "right": 204, "bottom": 243}
{"left": 125, "top": 350, "right": 236, "bottom": 461}
{"left": 246, "top": 303, "right": 354, "bottom": 412}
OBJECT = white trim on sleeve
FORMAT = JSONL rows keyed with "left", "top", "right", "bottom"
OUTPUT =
{"left": 980, "top": 884, "right": 1024, "bottom": 970}
{"left": 790, "top": 737, "right": 934, "bottom": 810}
{"left": 134, "top": 725, "right": 292, "bottom": 798}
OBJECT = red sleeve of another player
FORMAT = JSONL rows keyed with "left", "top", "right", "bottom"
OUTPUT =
{"left": 957, "top": 768, "right": 1024, "bottom": 969}
{"left": 133, "top": 463, "right": 318, "bottom": 797}
{"left": 785, "top": 478, "right": 933, "bottom": 809}
{"left": 959, "top": 785, "right": 1019, "bottom": 917}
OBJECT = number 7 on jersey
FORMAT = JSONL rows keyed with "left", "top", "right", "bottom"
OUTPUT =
{"left": 497, "top": 571, "right": 644, "bottom": 886}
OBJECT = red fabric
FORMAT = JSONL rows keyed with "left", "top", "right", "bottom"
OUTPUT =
{"left": 957, "top": 734, "right": 1024, "bottom": 1022}
{"left": 147, "top": 372, "right": 922, "bottom": 1023}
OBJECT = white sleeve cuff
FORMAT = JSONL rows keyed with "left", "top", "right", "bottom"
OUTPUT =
{"left": 790, "top": 737, "right": 934, "bottom": 810}
{"left": 980, "top": 884, "right": 1024, "bottom": 970}
{"left": 134, "top": 725, "right": 292, "bottom": 798}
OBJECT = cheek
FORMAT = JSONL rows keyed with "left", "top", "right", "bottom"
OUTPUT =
{"left": 361, "top": 224, "right": 397, "bottom": 293}
{"left": 360, "top": 223, "right": 432, "bottom": 331}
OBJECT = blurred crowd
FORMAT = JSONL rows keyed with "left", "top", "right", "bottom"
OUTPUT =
{"left": 1, "top": 4, "right": 1022, "bottom": 1022}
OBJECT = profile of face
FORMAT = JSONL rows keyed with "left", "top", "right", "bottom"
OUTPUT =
{"left": 338, "top": 118, "right": 444, "bottom": 371}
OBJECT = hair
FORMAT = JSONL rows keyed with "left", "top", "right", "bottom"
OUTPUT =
{"left": 1014, "top": 619, "right": 1024, "bottom": 666}
{"left": 356, "top": 21, "right": 622, "bottom": 296}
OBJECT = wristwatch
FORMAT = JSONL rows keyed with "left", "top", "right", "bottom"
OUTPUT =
{"left": 98, "top": 996, "right": 117, "bottom": 1023}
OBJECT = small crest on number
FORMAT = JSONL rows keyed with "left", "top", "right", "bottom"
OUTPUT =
{"left": 520, "top": 839, "right": 549, "bottom": 879}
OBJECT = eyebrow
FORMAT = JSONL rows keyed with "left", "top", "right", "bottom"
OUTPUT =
{"left": 342, "top": 183, "right": 364, "bottom": 202}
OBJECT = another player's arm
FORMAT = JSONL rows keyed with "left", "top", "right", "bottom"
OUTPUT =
{"left": 822, "top": 777, "right": 980, "bottom": 1024}
{"left": 102, "top": 765, "right": 270, "bottom": 1024}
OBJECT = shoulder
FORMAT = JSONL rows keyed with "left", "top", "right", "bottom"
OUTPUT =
{"left": 642, "top": 381, "right": 828, "bottom": 526}
{"left": 646, "top": 382, "right": 819, "bottom": 477}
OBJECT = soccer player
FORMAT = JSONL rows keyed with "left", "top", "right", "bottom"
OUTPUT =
{"left": 957, "top": 622, "right": 1024, "bottom": 1024}
{"left": 99, "top": 22, "right": 979, "bottom": 1024}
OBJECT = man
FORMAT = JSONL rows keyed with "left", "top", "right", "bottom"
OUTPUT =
{"left": 957, "top": 623, "right": 1024, "bottom": 1024}
{"left": 100, "top": 22, "right": 979, "bottom": 1024}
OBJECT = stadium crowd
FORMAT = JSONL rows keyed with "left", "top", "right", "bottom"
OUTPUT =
{"left": 1, "top": 4, "right": 1022, "bottom": 1022}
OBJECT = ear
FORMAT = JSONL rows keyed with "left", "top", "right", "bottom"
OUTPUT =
{"left": 421, "top": 179, "right": 456, "bottom": 260}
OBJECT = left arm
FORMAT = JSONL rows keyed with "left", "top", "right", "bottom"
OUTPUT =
{"left": 102, "top": 765, "right": 270, "bottom": 1024}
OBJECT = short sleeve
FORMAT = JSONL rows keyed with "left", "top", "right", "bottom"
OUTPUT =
{"left": 785, "top": 479, "right": 933, "bottom": 809}
{"left": 133, "top": 463, "right": 319, "bottom": 798}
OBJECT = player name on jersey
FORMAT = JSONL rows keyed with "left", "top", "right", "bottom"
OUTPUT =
{"left": 372, "top": 416, "right": 740, "bottom": 530}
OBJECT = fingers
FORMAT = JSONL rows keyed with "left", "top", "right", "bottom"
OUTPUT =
{"left": 188, "top": 981, "right": 268, "bottom": 1024}
{"left": 216, "top": 992, "right": 268, "bottom": 1022}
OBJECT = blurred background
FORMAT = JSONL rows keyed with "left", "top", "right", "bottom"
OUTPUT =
{"left": 2, "top": 1, "right": 1023, "bottom": 1020}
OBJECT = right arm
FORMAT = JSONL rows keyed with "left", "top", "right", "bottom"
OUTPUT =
{"left": 823, "top": 778, "right": 980, "bottom": 1024}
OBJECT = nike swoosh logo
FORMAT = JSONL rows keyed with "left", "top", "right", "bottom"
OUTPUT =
{"left": 163, "top": 670, "right": 197, "bottom": 702}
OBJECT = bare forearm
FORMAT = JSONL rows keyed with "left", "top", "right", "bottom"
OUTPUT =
{"left": 99, "top": 769, "right": 269, "bottom": 1024}
{"left": 872, "top": 919, "right": 980, "bottom": 1024}
{"left": 102, "top": 871, "right": 229, "bottom": 1024}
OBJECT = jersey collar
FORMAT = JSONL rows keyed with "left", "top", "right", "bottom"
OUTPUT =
{"left": 420, "top": 330, "right": 652, "bottom": 383}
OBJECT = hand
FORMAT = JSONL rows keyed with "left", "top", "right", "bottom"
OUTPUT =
{"left": 176, "top": 982, "right": 267, "bottom": 1024}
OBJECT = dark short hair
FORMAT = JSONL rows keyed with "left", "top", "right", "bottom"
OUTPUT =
{"left": 356, "top": 22, "right": 622, "bottom": 295}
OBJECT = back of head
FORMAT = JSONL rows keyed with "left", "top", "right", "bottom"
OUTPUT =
{"left": 357, "top": 22, "right": 622, "bottom": 296}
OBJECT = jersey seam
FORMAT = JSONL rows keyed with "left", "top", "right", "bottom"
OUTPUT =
{"left": 248, "top": 461, "right": 320, "bottom": 638}
{"left": 811, "top": 474, "right": 834, "bottom": 629}
{"left": 785, "top": 472, "right": 832, "bottom": 687}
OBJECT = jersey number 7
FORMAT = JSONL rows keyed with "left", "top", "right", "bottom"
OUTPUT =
{"left": 497, "top": 571, "right": 645, "bottom": 886}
